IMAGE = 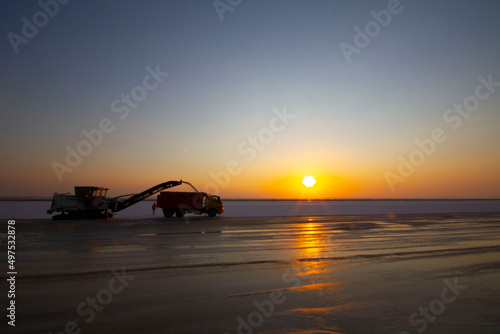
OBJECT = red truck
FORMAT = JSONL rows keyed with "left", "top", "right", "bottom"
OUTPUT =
{"left": 157, "top": 191, "right": 224, "bottom": 218}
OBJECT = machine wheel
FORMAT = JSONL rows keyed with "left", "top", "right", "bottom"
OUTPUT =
{"left": 207, "top": 208, "right": 217, "bottom": 217}
{"left": 163, "top": 209, "right": 174, "bottom": 218}
{"left": 175, "top": 209, "right": 185, "bottom": 218}
{"left": 52, "top": 213, "right": 69, "bottom": 220}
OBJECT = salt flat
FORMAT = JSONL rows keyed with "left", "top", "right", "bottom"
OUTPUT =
{"left": 1, "top": 213, "right": 500, "bottom": 333}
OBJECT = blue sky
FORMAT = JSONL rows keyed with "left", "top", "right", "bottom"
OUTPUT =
{"left": 1, "top": 0, "right": 499, "bottom": 198}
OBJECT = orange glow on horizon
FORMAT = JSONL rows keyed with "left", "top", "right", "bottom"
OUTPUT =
{"left": 263, "top": 174, "right": 359, "bottom": 199}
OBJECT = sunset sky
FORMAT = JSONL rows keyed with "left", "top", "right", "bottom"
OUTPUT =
{"left": 1, "top": 0, "right": 499, "bottom": 199}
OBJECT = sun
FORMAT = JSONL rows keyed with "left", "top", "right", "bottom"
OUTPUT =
{"left": 302, "top": 175, "right": 316, "bottom": 188}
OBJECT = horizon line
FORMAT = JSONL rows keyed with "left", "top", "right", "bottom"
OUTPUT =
{"left": 0, "top": 197, "right": 499, "bottom": 202}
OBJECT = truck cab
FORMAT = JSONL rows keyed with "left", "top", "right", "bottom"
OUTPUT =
{"left": 206, "top": 194, "right": 224, "bottom": 216}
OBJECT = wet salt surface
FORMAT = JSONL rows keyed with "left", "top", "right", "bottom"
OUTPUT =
{"left": 4, "top": 213, "right": 500, "bottom": 333}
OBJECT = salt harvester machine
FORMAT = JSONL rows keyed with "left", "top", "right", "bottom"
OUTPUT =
{"left": 46, "top": 180, "right": 189, "bottom": 220}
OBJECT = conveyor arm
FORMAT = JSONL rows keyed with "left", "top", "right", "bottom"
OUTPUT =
{"left": 111, "top": 180, "right": 182, "bottom": 212}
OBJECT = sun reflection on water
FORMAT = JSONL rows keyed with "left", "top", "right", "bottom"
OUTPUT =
{"left": 296, "top": 220, "right": 332, "bottom": 260}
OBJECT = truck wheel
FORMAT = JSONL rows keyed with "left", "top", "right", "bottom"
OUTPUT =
{"left": 163, "top": 209, "right": 174, "bottom": 218}
{"left": 208, "top": 208, "right": 217, "bottom": 217}
{"left": 175, "top": 209, "right": 185, "bottom": 217}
